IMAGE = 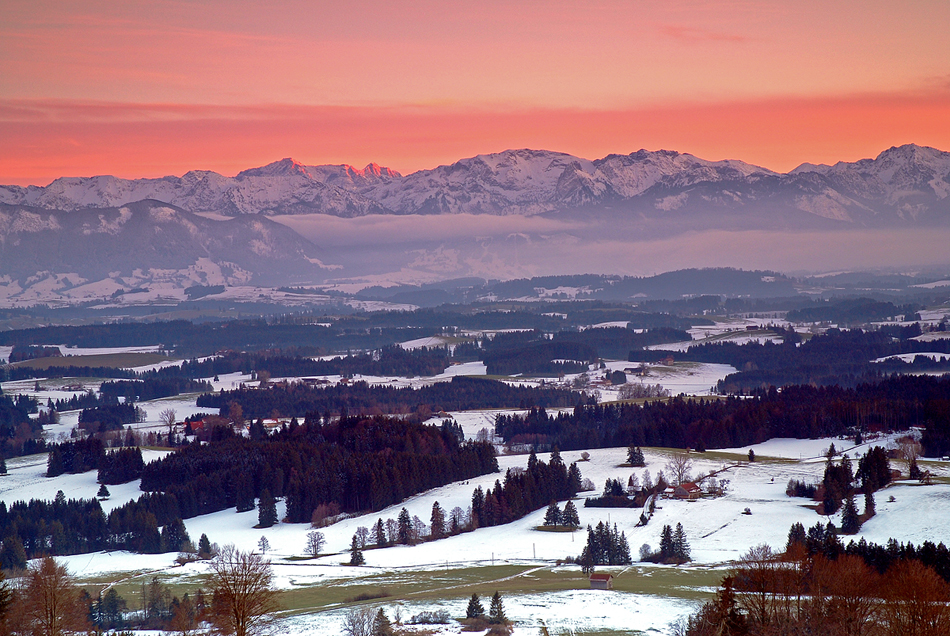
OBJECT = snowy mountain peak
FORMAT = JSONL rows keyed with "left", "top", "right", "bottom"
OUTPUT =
{"left": 236, "top": 158, "right": 313, "bottom": 180}
{"left": 360, "top": 163, "right": 400, "bottom": 179}
{"left": 1, "top": 145, "right": 948, "bottom": 223}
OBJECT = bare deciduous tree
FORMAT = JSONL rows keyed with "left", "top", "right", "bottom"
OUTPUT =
{"left": 19, "top": 556, "right": 90, "bottom": 636}
{"left": 665, "top": 452, "right": 694, "bottom": 486}
{"left": 342, "top": 606, "right": 374, "bottom": 636}
{"left": 305, "top": 531, "right": 325, "bottom": 557}
{"left": 160, "top": 409, "right": 177, "bottom": 440}
{"left": 208, "top": 545, "right": 279, "bottom": 636}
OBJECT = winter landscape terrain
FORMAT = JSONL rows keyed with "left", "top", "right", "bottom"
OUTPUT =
{"left": 2, "top": 292, "right": 950, "bottom": 635}
{"left": 3, "top": 144, "right": 950, "bottom": 305}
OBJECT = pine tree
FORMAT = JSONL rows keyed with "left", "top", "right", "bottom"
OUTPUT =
{"left": 257, "top": 489, "right": 278, "bottom": 528}
{"left": 47, "top": 448, "right": 64, "bottom": 477}
{"left": 673, "top": 522, "right": 690, "bottom": 562}
{"left": 161, "top": 518, "right": 191, "bottom": 553}
{"left": 627, "top": 446, "right": 645, "bottom": 467}
{"left": 466, "top": 593, "right": 484, "bottom": 619}
{"left": 430, "top": 501, "right": 446, "bottom": 540}
{"left": 543, "top": 502, "right": 561, "bottom": 526}
{"left": 567, "top": 462, "right": 582, "bottom": 494}
{"left": 617, "top": 529, "right": 632, "bottom": 564}
{"left": 373, "top": 518, "right": 387, "bottom": 547}
{"left": 659, "top": 524, "right": 675, "bottom": 562}
{"left": 785, "top": 522, "right": 806, "bottom": 552}
{"left": 562, "top": 500, "right": 580, "bottom": 529}
{"left": 488, "top": 591, "right": 506, "bottom": 624}
{"left": 397, "top": 508, "right": 412, "bottom": 545}
{"left": 349, "top": 534, "right": 364, "bottom": 565}
{"left": 841, "top": 493, "right": 861, "bottom": 534}
{"left": 97, "top": 484, "right": 110, "bottom": 498}
{"left": 198, "top": 534, "right": 212, "bottom": 558}
{"left": 371, "top": 608, "right": 393, "bottom": 636}
{"left": 864, "top": 489, "right": 876, "bottom": 518}
{"left": 234, "top": 472, "right": 254, "bottom": 513}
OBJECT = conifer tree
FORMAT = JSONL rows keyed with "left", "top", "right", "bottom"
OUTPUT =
{"left": 660, "top": 524, "right": 675, "bottom": 562}
{"left": 785, "top": 522, "right": 806, "bottom": 552}
{"left": 562, "top": 500, "right": 580, "bottom": 529}
{"left": 628, "top": 446, "right": 645, "bottom": 467}
{"left": 673, "top": 522, "right": 690, "bottom": 562}
{"left": 349, "top": 534, "right": 364, "bottom": 566}
{"left": 161, "top": 518, "right": 191, "bottom": 553}
{"left": 371, "top": 608, "right": 393, "bottom": 636}
{"left": 257, "top": 489, "right": 277, "bottom": 528}
{"left": 397, "top": 508, "right": 412, "bottom": 545}
{"left": 97, "top": 484, "right": 110, "bottom": 498}
{"left": 234, "top": 473, "right": 255, "bottom": 513}
{"left": 543, "top": 502, "right": 561, "bottom": 526}
{"left": 488, "top": 591, "right": 506, "bottom": 624}
{"left": 198, "top": 534, "right": 212, "bottom": 558}
{"left": 373, "top": 518, "right": 387, "bottom": 547}
{"left": 466, "top": 593, "right": 484, "bottom": 619}
{"left": 841, "top": 493, "right": 861, "bottom": 534}
{"left": 430, "top": 501, "right": 446, "bottom": 540}
{"left": 567, "top": 462, "right": 582, "bottom": 494}
{"left": 864, "top": 489, "right": 876, "bottom": 518}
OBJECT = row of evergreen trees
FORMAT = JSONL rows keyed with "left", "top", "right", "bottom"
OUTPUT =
{"left": 470, "top": 449, "right": 581, "bottom": 529}
{"left": 578, "top": 522, "right": 632, "bottom": 570}
{"left": 197, "top": 375, "right": 583, "bottom": 420}
{"left": 787, "top": 520, "right": 950, "bottom": 582}
{"left": 46, "top": 439, "right": 145, "bottom": 485}
{"left": 495, "top": 375, "right": 950, "bottom": 456}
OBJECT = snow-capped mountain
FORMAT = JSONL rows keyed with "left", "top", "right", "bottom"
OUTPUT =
{"left": 0, "top": 145, "right": 948, "bottom": 227}
{"left": 0, "top": 158, "right": 395, "bottom": 218}
{"left": 0, "top": 200, "right": 327, "bottom": 304}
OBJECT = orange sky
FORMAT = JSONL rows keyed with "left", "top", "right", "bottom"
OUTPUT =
{"left": 2, "top": 0, "right": 950, "bottom": 185}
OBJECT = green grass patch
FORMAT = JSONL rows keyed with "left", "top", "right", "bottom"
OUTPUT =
{"left": 9, "top": 352, "right": 173, "bottom": 370}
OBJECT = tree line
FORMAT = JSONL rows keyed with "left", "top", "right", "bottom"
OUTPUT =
{"left": 629, "top": 327, "right": 950, "bottom": 393}
{"left": 197, "top": 376, "right": 584, "bottom": 420}
{"left": 494, "top": 374, "right": 950, "bottom": 457}
{"left": 679, "top": 525, "right": 950, "bottom": 636}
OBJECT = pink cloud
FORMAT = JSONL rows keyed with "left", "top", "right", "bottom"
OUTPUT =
{"left": 659, "top": 25, "right": 749, "bottom": 43}
{"left": 1, "top": 89, "right": 949, "bottom": 185}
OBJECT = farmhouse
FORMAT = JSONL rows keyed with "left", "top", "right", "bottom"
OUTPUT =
{"left": 674, "top": 482, "right": 702, "bottom": 500}
{"left": 589, "top": 573, "right": 614, "bottom": 590}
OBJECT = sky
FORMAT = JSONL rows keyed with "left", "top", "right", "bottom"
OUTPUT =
{"left": 2, "top": 0, "right": 950, "bottom": 185}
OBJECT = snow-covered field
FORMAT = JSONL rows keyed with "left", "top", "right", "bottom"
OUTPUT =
{"left": 3, "top": 430, "right": 948, "bottom": 636}
{"left": 3, "top": 336, "right": 949, "bottom": 635}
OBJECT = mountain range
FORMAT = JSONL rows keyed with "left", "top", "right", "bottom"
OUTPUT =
{"left": 2, "top": 144, "right": 949, "bottom": 227}
{"left": 1, "top": 144, "right": 949, "bottom": 307}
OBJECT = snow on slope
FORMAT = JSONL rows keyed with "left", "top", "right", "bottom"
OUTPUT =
{"left": 7, "top": 144, "right": 948, "bottom": 224}
{"left": 5, "top": 433, "right": 949, "bottom": 636}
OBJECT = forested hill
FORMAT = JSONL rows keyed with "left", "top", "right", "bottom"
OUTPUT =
{"left": 630, "top": 327, "right": 950, "bottom": 392}
{"left": 196, "top": 376, "right": 584, "bottom": 420}
{"left": 495, "top": 374, "right": 950, "bottom": 457}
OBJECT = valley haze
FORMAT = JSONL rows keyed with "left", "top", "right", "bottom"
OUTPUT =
{"left": 1, "top": 144, "right": 950, "bottom": 303}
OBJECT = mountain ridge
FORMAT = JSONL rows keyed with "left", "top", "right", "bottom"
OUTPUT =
{"left": 1, "top": 144, "right": 948, "bottom": 226}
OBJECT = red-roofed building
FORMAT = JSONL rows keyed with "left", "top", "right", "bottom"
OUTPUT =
{"left": 589, "top": 572, "right": 614, "bottom": 590}
{"left": 674, "top": 482, "right": 702, "bottom": 501}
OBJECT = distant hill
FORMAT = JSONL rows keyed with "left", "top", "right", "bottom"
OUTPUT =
{"left": 0, "top": 199, "right": 327, "bottom": 299}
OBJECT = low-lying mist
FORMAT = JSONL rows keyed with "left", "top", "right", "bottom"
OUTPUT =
{"left": 272, "top": 213, "right": 950, "bottom": 284}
